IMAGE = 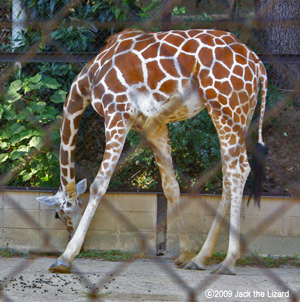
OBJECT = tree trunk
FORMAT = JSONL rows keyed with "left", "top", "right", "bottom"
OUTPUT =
{"left": 228, "top": 0, "right": 241, "bottom": 21}
{"left": 12, "top": 0, "right": 27, "bottom": 75}
{"left": 254, "top": 0, "right": 300, "bottom": 89}
{"left": 12, "top": 0, "right": 26, "bottom": 48}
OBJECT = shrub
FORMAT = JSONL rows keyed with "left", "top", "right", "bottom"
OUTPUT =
{"left": 0, "top": 73, "right": 66, "bottom": 186}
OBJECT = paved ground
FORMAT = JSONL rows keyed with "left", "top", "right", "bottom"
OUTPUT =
{"left": 0, "top": 257, "right": 299, "bottom": 301}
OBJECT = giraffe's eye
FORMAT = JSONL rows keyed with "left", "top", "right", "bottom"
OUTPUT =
{"left": 66, "top": 202, "right": 72, "bottom": 208}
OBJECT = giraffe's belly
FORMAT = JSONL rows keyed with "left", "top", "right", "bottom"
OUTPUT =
{"left": 132, "top": 82, "right": 205, "bottom": 129}
{"left": 164, "top": 87, "right": 205, "bottom": 123}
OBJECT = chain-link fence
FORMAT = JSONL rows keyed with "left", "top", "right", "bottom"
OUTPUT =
{"left": 1, "top": 0, "right": 299, "bottom": 194}
{"left": 0, "top": 0, "right": 300, "bottom": 301}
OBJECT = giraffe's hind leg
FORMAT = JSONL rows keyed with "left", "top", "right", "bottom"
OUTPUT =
{"left": 182, "top": 142, "right": 250, "bottom": 274}
{"left": 144, "top": 124, "right": 196, "bottom": 265}
{"left": 181, "top": 172, "right": 231, "bottom": 270}
{"left": 180, "top": 83, "right": 253, "bottom": 272}
{"left": 211, "top": 149, "right": 250, "bottom": 274}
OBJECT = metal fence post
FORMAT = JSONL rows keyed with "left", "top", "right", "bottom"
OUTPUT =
{"left": 156, "top": 194, "right": 168, "bottom": 256}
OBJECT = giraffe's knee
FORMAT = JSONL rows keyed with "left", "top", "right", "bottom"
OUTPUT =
{"left": 161, "top": 175, "right": 180, "bottom": 201}
{"left": 90, "top": 182, "right": 99, "bottom": 199}
{"left": 240, "top": 159, "right": 251, "bottom": 182}
{"left": 90, "top": 179, "right": 106, "bottom": 200}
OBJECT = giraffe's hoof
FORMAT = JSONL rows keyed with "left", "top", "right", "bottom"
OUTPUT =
{"left": 174, "top": 257, "right": 183, "bottom": 266}
{"left": 174, "top": 251, "right": 196, "bottom": 267}
{"left": 211, "top": 263, "right": 236, "bottom": 275}
{"left": 48, "top": 259, "right": 71, "bottom": 273}
{"left": 179, "top": 261, "right": 205, "bottom": 270}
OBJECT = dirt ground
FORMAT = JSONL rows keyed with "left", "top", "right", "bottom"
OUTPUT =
{"left": 0, "top": 257, "right": 299, "bottom": 302}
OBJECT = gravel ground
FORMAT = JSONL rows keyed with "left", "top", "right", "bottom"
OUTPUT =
{"left": 0, "top": 257, "right": 299, "bottom": 301}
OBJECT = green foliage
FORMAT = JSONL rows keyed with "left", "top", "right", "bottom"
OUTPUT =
{"left": 3, "top": 0, "right": 141, "bottom": 188}
{"left": 139, "top": 0, "right": 161, "bottom": 20}
{"left": 76, "top": 249, "right": 133, "bottom": 261}
{"left": 172, "top": 6, "right": 186, "bottom": 16}
{"left": 0, "top": 248, "right": 24, "bottom": 258}
{"left": 110, "top": 109, "right": 221, "bottom": 192}
{"left": 265, "top": 84, "right": 284, "bottom": 108}
{"left": 13, "top": 0, "right": 141, "bottom": 53}
{"left": 51, "top": 22, "right": 97, "bottom": 52}
{"left": 20, "top": 0, "right": 139, "bottom": 22}
{"left": 237, "top": 253, "right": 300, "bottom": 268}
{"left": 11, "top": 28, "right": 42, "bottom": 52}
{"left": 139, "top": 0, "right": 185, "bottom": 19}
{"left": 110, "top": 131, "right": 159, "bottom": 191}
{"left": 83, "top": 290, "right": 112, "bottom": 299}
{"left": 207, "top": 252, "right": 300, "bottom": 268}
{"left": 139, "top": 0, "right": 186, "bottom": 31}
{"left": 38, "top": 62, "right": 81, "bottom": 89}
{"left": 206, "top": 251, "right": 226, "bottom": 264}
{"left": 0, "top": 73, "right": 65, "bottom": 186}
{"left": 169, "top": 110, "right": 221, "bottom": 191}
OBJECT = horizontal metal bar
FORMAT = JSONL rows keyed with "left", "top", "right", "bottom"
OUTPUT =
{"left": 1, "top": 18, "right": 299, "bottom": 30}
{"left": 259, "top": 54, "right": 300, "bottom": 64}
{"left": 0, "top": 52, "right": 299, "bottom": 64}
{"left": 0, "top": 52, "right": 96, "bottom": 63}
{"left": 0, "top": 186, "right": 293, "bottom": 197}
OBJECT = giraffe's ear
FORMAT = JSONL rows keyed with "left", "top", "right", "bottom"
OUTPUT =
{"left": 37, "top": 196, "right": 61, "bottom": 208}
{"left": 76, "top": 179, "right": 87, "bottom": 196}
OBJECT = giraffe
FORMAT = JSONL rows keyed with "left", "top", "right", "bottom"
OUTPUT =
{"left": 37, "top": 28, "right": 268, "bottom": 274}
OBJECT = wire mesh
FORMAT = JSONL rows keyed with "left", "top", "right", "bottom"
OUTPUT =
{"left": 1, "top": 0, "right": 300, "bottom": 301}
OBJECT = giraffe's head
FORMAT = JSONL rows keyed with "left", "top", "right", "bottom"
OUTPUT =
{"left": 37, "top": 179, "right": 87, "bottom": 239}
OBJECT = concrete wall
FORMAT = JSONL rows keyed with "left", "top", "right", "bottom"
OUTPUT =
{"left": 167, "top": 195, "right": 300, "bottom": 256}
{"left": 0, "top": 189, "right": 299, "bottom": 256}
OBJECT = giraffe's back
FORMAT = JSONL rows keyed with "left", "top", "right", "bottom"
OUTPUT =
{"left": 88, "top": 29, "right": 262, "bottom": 130}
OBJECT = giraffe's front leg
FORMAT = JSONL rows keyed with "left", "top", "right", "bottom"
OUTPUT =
{"left": 49, "top": 194, "right": 105, "bottom": 273}
{"left": 49, "top": 115, "right": 132, "bottom": 273}
{"left": 145, "top": 125, "right": 196, "bottom": 266}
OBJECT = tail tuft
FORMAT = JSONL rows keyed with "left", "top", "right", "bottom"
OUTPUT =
{"left": 247, "top": 142, "right": 268, "bottom": 207}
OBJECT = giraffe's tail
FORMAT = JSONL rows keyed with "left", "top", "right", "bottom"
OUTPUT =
{"left": 247, "top": 61, "right": 268, "bottom": 207}
{"left": 257, "top": 61, "right": 268, "bottom": 146}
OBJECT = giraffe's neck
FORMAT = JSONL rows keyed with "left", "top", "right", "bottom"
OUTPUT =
{"left": 59, "top": 69, "right": 91, "bottom": 199}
